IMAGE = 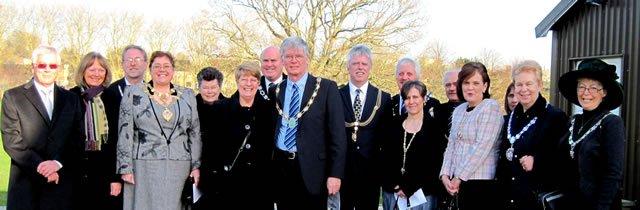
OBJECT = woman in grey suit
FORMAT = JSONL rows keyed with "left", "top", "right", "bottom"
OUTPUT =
{"left": 117, "top": 51, "right": 201, "bottom": 210}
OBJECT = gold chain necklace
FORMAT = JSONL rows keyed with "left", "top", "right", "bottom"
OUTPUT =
{"left": 275, "top": 77, "right": 321, "bottom": 128}
{"left": 146, "top": 84, "right": 178, "bottom": 121}
{"left": 345, "top": 89, "right": 382, "bottom": 142}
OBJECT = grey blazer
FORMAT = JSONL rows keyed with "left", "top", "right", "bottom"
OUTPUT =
{"left": 116, "top": 84, "right": 202, "bottom": 174}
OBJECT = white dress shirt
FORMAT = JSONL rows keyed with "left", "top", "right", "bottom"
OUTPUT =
{"left": 349, "top": 81, "right": 369, "bottom": 120}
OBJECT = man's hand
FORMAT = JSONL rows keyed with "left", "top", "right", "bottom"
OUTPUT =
{"left": 37, "top": 160, "right": 61, "bottom": 177}
{"left": 110, "top": 182, "right": 122, "bottom": 196}
{"left": 326, "top": 177, "right": 341, "bottom": 195}
{"left": 190, "top": 169, "right": 200, "bottom": 187}
{"left": 46, "top": 172, "right": 59, "bottom": 184}
{"left": 519, "top": 155, "right": 534, "bottom": 172}
{"left": 121, "top": 174, "right": 135, "bottom": 184}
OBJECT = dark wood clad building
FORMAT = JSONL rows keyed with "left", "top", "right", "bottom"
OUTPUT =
{"left": 536, "top": 0, "right": 639, "bottom": 204}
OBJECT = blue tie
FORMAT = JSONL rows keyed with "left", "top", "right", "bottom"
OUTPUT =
{"left": 284, "top": 84, "right": 300, "bottom": 150}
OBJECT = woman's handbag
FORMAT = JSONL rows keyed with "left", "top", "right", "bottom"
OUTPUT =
{"left": 182, "top": 177, "right": 194, "bottom": 206}
{"left": 537, "top": 190, "right": 566, "bottom": 210}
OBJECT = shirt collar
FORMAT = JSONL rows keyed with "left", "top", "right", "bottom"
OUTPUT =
{"left": 267, "top": 74, "right": 284, "bottom": 87}
{"left": 348, "top": 81, "right": 369, "bottom": 97}
{"left": 33, "top": 79, "right": 54, "bottom": 93}
{"left": 287, "top": 72, "right": 309, "bottom": 88}
{"left": 124, "top": 77, "right": 143, "bottom": 86}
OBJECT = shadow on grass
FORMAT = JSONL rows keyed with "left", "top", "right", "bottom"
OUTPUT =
{"left": 0, "top": 191, "right": 6, "bottom": 206}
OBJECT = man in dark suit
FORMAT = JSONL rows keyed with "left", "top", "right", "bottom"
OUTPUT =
{"left": 258, "top": 46, "right": 287, "bottom": 101}
{"left": 1, "top": 45, "right": 84, "bottom": 210}
{"left": 434, "top": 69, "right": 462, "bottom": 136}
{"left": 391, "top": 57, "right": 440, "bottom": 119}
{"left": 100, "top": 44, "right": 148, "bottom": 208}
{"left": 272, "top": 37, "right": 347, "bottom": 209}
{"left": 338, "top": 44, "right": 392, "bottom": 209}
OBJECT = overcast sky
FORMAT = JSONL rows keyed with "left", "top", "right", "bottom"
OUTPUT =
{"left": 12, "top": 0, "right": 560, "bottom": 68}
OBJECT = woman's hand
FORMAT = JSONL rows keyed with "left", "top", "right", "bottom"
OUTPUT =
{"left": 122, "top": 174, "right": 135, "bottom": 184}
{"left": 519, "top": 155, "right": 534, "bottom": 172}
{"left": 110, "top": 182, "right": 122, "bottom": 196}
{"left": 190, "top": 169, "right": 200, "bottom": 187}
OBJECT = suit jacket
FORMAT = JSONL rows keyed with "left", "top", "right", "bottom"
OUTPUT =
{"left": 338, "top": 83, "right": 392, "bottom": 162}
{"left": 258, "top": 74, "right": 287, "bottom": 101}
{"left": 391, "top": 94, "right": 440, "bottom": 120}
{"left": 273, "top": 74, "right": 347, "bottom": 195}
{"left": 1, "top": 80, "right": 84, "bottom": 210}
{"left": 103, "top": 79, "right": 126, "bottom": 154}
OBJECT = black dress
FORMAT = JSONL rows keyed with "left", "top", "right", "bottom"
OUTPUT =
{"left": 198, "top": 93, "right": 276, "bottom": 209}
{"left": 381, "top": 112, "right": 447, "bottom": 201}
{"left": 496, "top": 95, "right": 568, "bottom": 210}
{"left": 70, "top": 86, "right": 122, "bottom": 210}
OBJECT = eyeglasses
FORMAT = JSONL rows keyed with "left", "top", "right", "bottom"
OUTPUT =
{"left": 577, "top": 86, "right": 603, "bottom": 94}
{"left": 152, "top": 65, "right": 174, "bottom": 71}
{"left": 284, "top": 55, "right": 304, "bottom": 61}
{"left": 36, "top": 63, "right": 59, "bottom": 69}
{"left": 125, "top": 57, "right": 144, "bottom": 64}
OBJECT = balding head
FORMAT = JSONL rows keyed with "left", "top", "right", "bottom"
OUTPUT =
{"left": 260, "top": 46, "right": 283, "bottom": 82}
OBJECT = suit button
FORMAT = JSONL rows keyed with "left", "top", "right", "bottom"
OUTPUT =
{"left": 514, "top": 154, "right": 518, "bottom": 158}
{"left": 356, "top": 146, "right": 360, "bottom": 150}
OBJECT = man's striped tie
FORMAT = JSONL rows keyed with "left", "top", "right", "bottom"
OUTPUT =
{"left": 284, "top": 84, "right": 300, "bottom": 150}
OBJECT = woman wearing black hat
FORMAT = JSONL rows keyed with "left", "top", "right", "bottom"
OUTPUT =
{"left": 559, "top": 58, "right": 625, "bottom": 210}
{"left": 496, "top": 60, "right": 568, "bottom": 210}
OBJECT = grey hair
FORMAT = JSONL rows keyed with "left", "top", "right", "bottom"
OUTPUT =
{"left": 346, "top": 44, "right": 373, "bottom": 66}
{"left": 442, "top": 68, "right": 461, "bottom": 84}
{"left": 31, "top": 45, "right": 61, "bottom": 64}
{"left": 121, "top": 44, "right": 148, "bottom": 63}
{"left": 395, "top": 57, "right": 421, "bottom": 78}
{"left": 280, "top": 36, "right": 310, "bottom": 59}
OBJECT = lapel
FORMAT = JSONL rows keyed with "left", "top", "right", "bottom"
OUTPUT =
{"left": 361, "top": 84, "right": 377, "bottom": 121}
{"left": 22, "top": 81, "right": 51, "bottom": 125}
{"left": 274, "top": 79, "right": 287, "bottom": 133}
{"left": 299, "top": 74, "right": 316, "bottom": 114}
{"left": 339, "top": 85, "right": 355, "bottom": 121}
{"left": 50, "top": 85, "right": 67, "bottom": 124}
{"left": 260, "top": 76, "right": 268, "bottom": 92}
{"left": 392, "top": 94, "right": 400, "bottom": 116}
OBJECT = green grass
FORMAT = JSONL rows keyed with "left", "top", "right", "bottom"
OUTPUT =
{"left": 1, "top": 134, "right": 8, "bottom": 206}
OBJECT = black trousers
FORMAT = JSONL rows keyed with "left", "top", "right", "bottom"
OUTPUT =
{"left": 340, "top": 164, "right": 380, "bottom": 210}
{"left": 274, "top": 149, "right": 327, "bottom": 210}
{"left": 457, "top": 180, "right": 499, "bottom": 210}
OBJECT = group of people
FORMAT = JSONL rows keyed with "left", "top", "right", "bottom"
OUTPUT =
{"left": 1, "top": 36, "right": 625, "bottom": 210}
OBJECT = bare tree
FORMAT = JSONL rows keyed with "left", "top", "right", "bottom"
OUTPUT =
{"left": 104, "top": 10, "right": 144, "bottom": 75}
{"left": 145, "top": 20, "right": 180, "bottom": 52}
{"left": 60, "top": 6, "right": 106, "bottom": 85}
{"left": 32, "top": 5, "right": 64, "bottom": 45}
{"left": 0, "top": 3, "right": 17, "bottom": 39}
{"left": 478, "top": 48, "right": 503, "bottom": 70}
{"left": 183, "top": 12, "right": 221, "bottom": 69}
{"left": 208, "top": 0, "right": 424, "bottom": 78}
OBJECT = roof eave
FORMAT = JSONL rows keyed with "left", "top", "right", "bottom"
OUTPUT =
{"left": 535, "top": 0, "right": 580, "bottom": 38}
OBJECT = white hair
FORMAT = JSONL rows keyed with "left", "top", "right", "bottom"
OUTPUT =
{"left": 31, "top": 45, "right": 61, "bottom": 64}
{"left": 395, "top": 57, "right": 421, "bottom": 78}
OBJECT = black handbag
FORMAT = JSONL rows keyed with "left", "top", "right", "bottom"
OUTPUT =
{"left": 182, "top": 177, "right": 194, "bottom": 206}
{"left": 537, "top": 190, "right": 566, "bottom": 210}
